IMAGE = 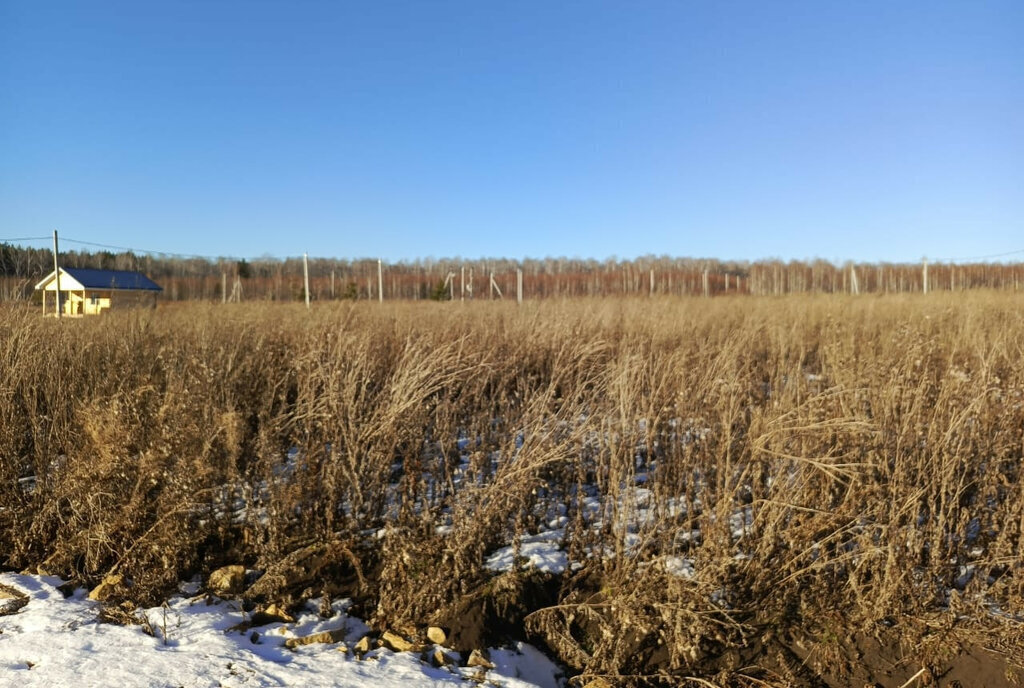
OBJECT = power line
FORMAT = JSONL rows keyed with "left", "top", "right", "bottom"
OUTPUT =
{"left": 947, "top": 248, "right": 1024, "bottom": 262}
{"left": 61, "top": 237, "right": 240, "bottom": 261}
{"left": 0, "top": 236, "right": 51, "bottom": 243}
{"left": 0, "top": 234, "right": 247, "bottom": 261}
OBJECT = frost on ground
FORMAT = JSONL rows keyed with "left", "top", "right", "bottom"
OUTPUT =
{"left": 0, "top": 574, "right": 564, "bottom": 688}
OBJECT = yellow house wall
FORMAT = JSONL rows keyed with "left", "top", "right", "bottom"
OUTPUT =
{"left": 83, "top": 291, "right": 112, "bottom": 315}
{"left": 60, "top": 291, "right": 113, "bottom": 315}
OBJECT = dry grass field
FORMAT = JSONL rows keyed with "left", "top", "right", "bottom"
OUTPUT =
{"left": 2, "top": 294, "right": 1023, "bottom": 685}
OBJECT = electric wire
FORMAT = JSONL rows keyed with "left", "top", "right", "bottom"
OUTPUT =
{"left": 946, "top": 248, "right": 1024, "bottom": 262}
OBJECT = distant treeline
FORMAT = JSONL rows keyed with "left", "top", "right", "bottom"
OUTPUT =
{"left": 2, "top": 242, "right": 1023, "bottom": 301}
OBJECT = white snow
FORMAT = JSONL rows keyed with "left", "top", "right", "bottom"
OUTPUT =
{"left": 486, "top": 530, "right": 568, "bottom": 575}
{"left": 0, "top": 574, "right": 564, "bottom": 688}
{"left": 662, "top": 556, "right": 695, "bottom": 579}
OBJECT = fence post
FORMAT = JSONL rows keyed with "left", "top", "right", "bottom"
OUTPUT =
{"left": 303, "top": 253, "right": 310, "bottom": 309}
{"left": 53, "top": 229, "right": 61, "bottom": 318}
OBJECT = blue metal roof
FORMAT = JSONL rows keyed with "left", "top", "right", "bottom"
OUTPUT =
{"left": 63, "top": 268, "right": 163, "bottom": 291}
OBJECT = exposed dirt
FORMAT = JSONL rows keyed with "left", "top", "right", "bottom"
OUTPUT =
{"left": 433, "top": 570, "right": 561, "bottom": 653}
{"left": 435, "top": 570, "right": 1024, "bottom": 687}
{"left": 784, "top": 630, "right": 1021, "bottom": 688}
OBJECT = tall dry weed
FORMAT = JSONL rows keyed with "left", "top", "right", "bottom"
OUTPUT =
{"left": 1, "top": 294, "right": 1022, "bottom": 678}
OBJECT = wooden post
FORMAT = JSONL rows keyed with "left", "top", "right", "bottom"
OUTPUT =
{"left": 516, "top": 268, "right": 523, "bottom": 304}
{"left": 330, "top": 270, "right": 335, "bottom": 299}
{"left": 922, "top": 257, "right": 928, "bottom": 294}
{"left": 378, "top": 259, "right": 383, "bottom": 303}
{"left": 649, "top": 268, "right": 654, "bottom": 296}
{"left": 52, "top": 229, "right": 61, "bottom": 318}
{"left": 702, "top": 269, "right": 709, "bottom": 298}
{"left": 222, "top": 272, "right": 227, "bottom": 304}
{"left": 303, "top": 252, "right": 310, "bottom": 310}
{"left": 460, "top": 266, "right": 465, "bottom": 301}
{"left": 850, "top": 264, "right": 859, "bottom": 295}
{"left": 467, "top": 267, "right": 473, "bottom": 299}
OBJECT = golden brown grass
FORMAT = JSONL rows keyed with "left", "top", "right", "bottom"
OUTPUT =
{"left": 2, "top": 293, "right": 1023, "bottom": 683}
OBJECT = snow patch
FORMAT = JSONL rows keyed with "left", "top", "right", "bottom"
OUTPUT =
{"left": 0, "top": 574, "right": 563, "bottom": 688}
{"left": 486, "top": 530, "right": 568, "bottom": 575}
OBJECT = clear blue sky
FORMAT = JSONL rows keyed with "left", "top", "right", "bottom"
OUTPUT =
{"left": 2, "top": 1, "right": 1021, "bottom": 263}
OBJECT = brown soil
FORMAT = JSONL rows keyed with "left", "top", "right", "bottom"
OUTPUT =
{"left": 437, "top": 573, "right": 1023, "bottom": 687}
{"left": 783, "top": 631, "right": 1021, "bottom": 688}
{"left": 434, "top": 570, "right": 561, "bottom": 653}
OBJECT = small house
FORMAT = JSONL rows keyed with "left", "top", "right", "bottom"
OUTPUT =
{"left": 34, "top": 268, "right": 163, "bottom": 316}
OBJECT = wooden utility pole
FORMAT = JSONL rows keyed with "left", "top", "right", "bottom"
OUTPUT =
{"left": 303, "top": 253, "right": 310, "bottom": 309}
{"left": 229, "top": 276, "right": 242, "bottom": 303}
{"left": 52, "top": 230, "right": 61, "bottom": 318}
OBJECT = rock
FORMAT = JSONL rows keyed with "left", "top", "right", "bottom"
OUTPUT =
{"left": 243, "top": 539, "right": 357, "bottom": 604}
{"left": 581, "top": 680, "right": 613, "bottom": 688}
{"left": 248, "top": 603, "right": 294, "bottom": 626}
{"left": 380, "top": 630, "right": 417, "bottom": 652}
{"left": 56, "top": 581, "right": 78, "bottom": 598}
{"left": 353, "top": 635, "right": 373, "bottom": 656}
{"left": 88, "top": 573, "right": 127, "bottom": 602}
{"left": 285, "top": 629, "right": 347, "bottom": 650}
{"left": 423, "top": 647, "right": 457, "bottom": 668}
{"left": 208, "top": 565, "right": 246, "bottom": 596}
{"left": 466, "top": 648, "right": 494, "bottom": 669}
{"left": 0, "top": 583, "right": 29, "bottom": 616}
{"left": 426, "top": 626, "right": 447, "bottom": 645}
